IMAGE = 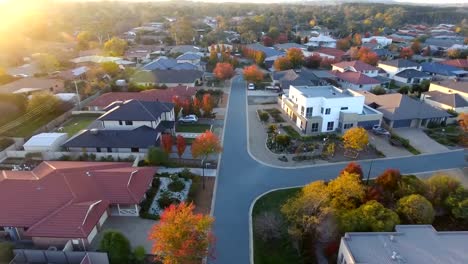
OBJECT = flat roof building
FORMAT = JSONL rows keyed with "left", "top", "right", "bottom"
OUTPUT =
{"left": 338, "top": 225, "right": 468, "bottom": 264}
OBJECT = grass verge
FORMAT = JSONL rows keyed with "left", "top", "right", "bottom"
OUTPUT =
{"left": 176, "top": 124, "right": 211, "bottom": 133}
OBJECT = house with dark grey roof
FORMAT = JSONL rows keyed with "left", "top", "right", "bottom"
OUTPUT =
{"left": 393, "top": 69, "right": 432, "bottom": 85}
{"left": 422, "top": 91, "right": 468, "bottom": 113}
{"left": 356, "top": 91, "right": 450, "bottom": 128}
{"left": 246, "top": 43, "right": 284, "bottom": 58}
{"left": 142, "top": 57, "right": 199, "bottom": 71}
{"left": 63, "top": 100, "right": 175, "bottom": 153}
{"left": 421, "top": 62, "right": 467, "bottom": 78}
{"left": 176, "top": 52, "right": 203, "bottom": 65}
{"left": 132, "top": 69, "right": 203, "bottom": 87}
{"left": 272, "top": 68, "right": 321, "bottom": 89}
{"left": 378, "top": 59, "right": 421, "bottom": 78}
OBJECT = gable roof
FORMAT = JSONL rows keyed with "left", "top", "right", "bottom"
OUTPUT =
{"left": 433, "top": 80, "right": 468, "bottom": 94}
{"left": 0, "top": 162, "right": 154, "bottom": 238}
{"left": 358, "top": 91, "right": 450, "bottom": 120}
{"left": 330, "top": 71, "right": 380, "bottom": 85}
{"left": 424, "top": 91, "right": 468, "bottom": 108}
{"left": 373, "top": 48, "right": 394, "bottom": 57}
{"left": 272, "top": 70, "right": 298, "bottom": 81}
{"left": 99, "top": 100, "right": 173, "bottom": 121}
{"left": 395, "top": 69, "right": 430, "bottom": 79}
{"left": 176, "top": 52, "right": 203, "bottom": 61}
{"left": 379, "top": 59, "right": 420, "bottom": 68}
{"left": 332, "top": 60, "right": 378, "bottom": 72}
{"left": 88, "top": 86, "right": 197, "bottom": 109}
{"left": 440, "top": 59, "right": 468, "bottom": 69}
{"left": 421, "top": 62, "right": 464, "bottom": 76}
{"left": 314, "top": 47, "right": 345, "bottom": 59}
{"left": 246, "top": 43, "right": 284, "bottom": 58}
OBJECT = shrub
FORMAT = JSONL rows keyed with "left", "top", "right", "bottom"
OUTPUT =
{"left": 275, "top": 134, "right": 291, "bottom": 147}
{"left": 445, "top": 187, "right": 468, "bottom": 220}
{"left": 132, "top": 246, "right": 146, "bottom": 264}
{"left": 282, "top": 125, "right": 300, "bottom": 138}
{"left": 369, "top": 86, "right": 386, "bottom": 95}
{"left": 267, "top": 124, "right": 278, "bottom": 134}
{"left": 158, "top": 190, "right": 180, "bottom": 209}
{"left": 0, "top": 242, "right": 14, "bottom": 263}
{"left": 146, "top": 147, "right": 169, "bottom": 166}
{"left": 99, "top": 231, "right": 132, "bottom": 264}
{"left": 424, "top": 174, "right": 461, "bottom": 209}
{"left": 259, "top": 111, "right": 269, "bottom": 122}
{"left": 395, "top": 175, "right": 427, "bottom": 198}
{"left": 397, "top": 194, "right": 435, "bottom": 224}
{"left": 168, "top": 176, "right": 185, "bottom": 192}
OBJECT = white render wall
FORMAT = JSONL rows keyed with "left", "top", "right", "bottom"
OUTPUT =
{"left": 337, "top": 81, "right": 379, "bottom": 91}
{"left": 378, "top": 64, "right": 421, "bottom": 78}
{"left": 102, "top": 120, "right": 161, "bottom": 130}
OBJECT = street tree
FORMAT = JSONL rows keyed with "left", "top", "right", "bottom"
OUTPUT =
{"left": 376, "top": 169, "right": 402, "bottom": 192}
{"left": 149, "top": 203, "right": 215, "bottom": 264}
{"left": 424, "top": 174, "right": 461, "bottom": 210}
{"left": 191, "top": 131, "right": 222, "bottom": 162}
{"left": 243, "top": 65, "right": 264, "bottom": 83}
{"left": 213, "top": 63, "right": 234, "bottom": 81}
{"left": 161, "top": 134, "right": 173, "bottom": 154}
{"left": 328, "top": 171, "right": 365, "bottom": 210}
{"left": 445, "top": 186, "right": 468, "bottom": 220}
{"left": 339, "top": 200, "right": 399, "bottom": 232}
{"left": 202, "top": 94, "right": 214, "bottom": 116}
{"left": 340, "top": 162, "right": 363, "bottom": 179}
{"left": 176, "top": 135, "right": 187, "bottom": 159}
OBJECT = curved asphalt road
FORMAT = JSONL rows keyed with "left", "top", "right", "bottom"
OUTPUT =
{"left": 210, "top": 76, "right": 466, "bottom": 264}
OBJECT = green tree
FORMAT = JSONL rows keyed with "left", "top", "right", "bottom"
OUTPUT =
{"left": 445, "top": 187, "right": 468, "bottom": 220}
{"left": 104, "top": 37, "right": 128, "bottom": 56}
{"left": 170, "top": 17, "right": 195, "bottom": 45}
{"left": 132, "top": 246, "right": 146, "bottom": 264}
{"left": 146, "top": 147, "right": 169, "bottom": 166}
{"left": 339, "top": 200, "right": 399, "bottom": 232}
{"left": 27, "top": 92, "right": 60, "bottom": 113}
{"left": 101, "top": 62, "right": 120, "bottom": 77}
{"left": 395, "top": 175, "right": 427, "bottom": 199}
{"left": 424, "top": 174, "right": 461, "bottom": 210}
{"left": 99, "top": 231, "right": 132, "bottom": 264}
{"left": 77, "top": 31, "right": 93, "bottom": 50}
{"left": 36, "top": 53, "right": 60, "bottom": 74}
{"left": 397, "top": 194, "right": 435, "bottom": 224}
{"left": 328, "top": 171, "right": 365, "bottom": 210}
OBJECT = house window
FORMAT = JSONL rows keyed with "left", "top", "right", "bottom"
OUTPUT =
{"left": 341, "top": 107, "right": 348, "bottom": 110}
{"left": 325, "top": 108, "right": 331, "bottom": 115}
{"left": 107, "top": 147, "right": 112, "bottom": 153}
{"left": 96, "top": 147, "right": 101, "bottom": 153}
{"left": 344, "top": 123, "right": 354, "bottom": 129}
{"left": 131, "top": 147, "right": 139, "bottom": 153}
{"left": 311, "top": 123, "right": 319, "bottom": 132}
{"left": 118, "top": 121, "right": 123, "bottom": 125}
{"left": 301, "top": 106, "right": 305, "bottom": 116}
{"left": 321, "top": 107, "right": 324, "bottom": 114}
{"left": 306, "top": 107, "right": 313, "bottom": 118}
{"left": 125, "top": 121, "right": 133, "bottom": 126}
{"left": 359, "top": 84, "right": 363, "bottom": 88}
{"left": 327, "top": 121, "right": 334, "bottom": 131}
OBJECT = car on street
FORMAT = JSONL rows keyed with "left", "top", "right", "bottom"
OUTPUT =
{"left": 372, "top": 125, "right": 390, "bottom": 136}
{"left": 247, "top": 83, "right": 255, "bottom": 90}
{"left": 178, "top": 115, "right": 198, "bottom": 123}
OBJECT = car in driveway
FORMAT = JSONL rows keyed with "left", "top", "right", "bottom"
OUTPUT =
{"left": 178, "top": 115, "right": 198, "bottom": 123}
{"left": 247, "top": 83, "right": 255, "bottom": 90}
{"left": 372, "top": 125, "right": 390, "bottom": 136}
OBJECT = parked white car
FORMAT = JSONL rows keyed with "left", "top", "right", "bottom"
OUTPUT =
{"left": 178, "top": 115, "right": 198, "bottom": 123}
{"left": 248, "top": 83, "right": 255, "bottom": 90}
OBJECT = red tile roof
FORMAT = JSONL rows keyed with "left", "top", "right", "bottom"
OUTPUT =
{"left": 332, "top": 60, "right": 378, "bottom": 72}
{"left": 330, "top": 70, "right": 380, "bottom": 85}
{"left": 440, "top": 59, "right": 468, "bottom": 69}
{"left": 0, "top": 161, "right": 155, "bottom": 238}
{"left": 89, "top": 86, "right": 198, "bottom": 109}
{"left": 314, "top": 48, "right": 346, "bottom": 59}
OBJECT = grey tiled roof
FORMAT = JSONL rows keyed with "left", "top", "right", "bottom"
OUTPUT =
{"left": 395, "top": 69, "right": 430, "bottom": 79}
{"left": 380, "top": 59, "right": 419, "bottom": 68}
{"left": 424, "top": 91, "right": 468, "bottom": 108}
{"left": 100, "top": 100, "right": 174, "bottom": 121}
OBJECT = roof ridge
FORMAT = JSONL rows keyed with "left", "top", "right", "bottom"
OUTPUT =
{"left": 136, "top": 100, "right": 159, "bottom": 121}
{"left": 26, "top": 199, "right": 75, "bottom": 235}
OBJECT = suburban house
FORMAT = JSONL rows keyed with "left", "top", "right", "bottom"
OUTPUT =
{"left": 378, "top": 59, "right": 421, "bottom": 78}
{"left": 64, "top": 100, "right": 175, "bottom": 153}
{"left": 70, "top": 56, "right": 134, "bottom": 67}
{"left": 304, "top": 34, "right": 337, "bottom": 48}
{"left": 132, "top": 69, "right": 204, "bottom": 87}
{"left": 426, "top": 80, "right": 468, "bottom": 99}
{"left": 272, "top": 69, "right": 321, "bottom": 89}
{"left": 440, "top": 59, "right": 468, "bottom": 70}
{"left": 312, "top": 47, "right": 345, "bottom": 61}
{"left": 393, "top": 69, "right": 432, "bottom": 85}
{"left": 142, "top": 57, "right": 199, "bottom": 71}
{"left": 57, "top": 66, "right": 88, "bottom": 81}
{"left": 362, "top": 36, "right": 392, "bottom": 46}
{"left": 0, "top": 161, "right": 155, "bottom": 249}
{"left": 356, "top": 91, "right": 450, "bottom": 128}
{"left": 124, "top": 45, "right": 165, "bottom": 64}
{"left": 7, "top": 63, "right": 40, "bottom": 77}
{"left": 279, "top": 85, "right": 383, "bottom": 134}
{"left": 329, "top": 71, "right": 381, "bottom": 91}
{"left": 246, "top": 43, "right": 284, "bottom": 69}
{"left": 0, "top": 77, "right": 64, "bottom": 94}
{"left": 331, "top": 61, "right": 379, "bottom": 77}
{"left": 169, "top": 45, "right": 201, "bottom": 54}
{"left": 421, "top": 80, "right": 468, "bottom": 113}
{"left": 87, "top": 85, "right": 197, "bottom": 111}
{"left": 176, "top": 52, "right": 204, "bottom": 65}
{"left": 274, "top": 43, "right": 307, "bottom": 51}
{"left": 421, "top": 62, "right": 467, "bottom": 79}
{"left": 373, "top": 48, "right": 395, "bottom": 60}
{"left": 338, "top": 225, "right": 468, "bottom": 264}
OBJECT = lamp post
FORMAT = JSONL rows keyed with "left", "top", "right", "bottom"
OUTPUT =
{"left": 366, "top": 159, "right": 374, "bottom": 186}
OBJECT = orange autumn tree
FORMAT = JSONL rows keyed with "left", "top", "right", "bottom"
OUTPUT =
{"left": 176, "top": 135, "right": 186, "bottom": 159}
{"left": 161, "top": 134, "right": 173, "bottom": 154}
{"left": 202, "top": 93, "right": 214, "bottom": 116}
{"left": 400, "top": 47, "right": 414, "bottom": 59}
{"left": 191, "top": 130, "right": 222, "bottom": 162}
{"left": 286, "top": 47, "right": 305, "bottom": 68}
{"left": 273, "top": 57, "right": 293, "bottom": 71}
{"left": 149, "top": 202, "right": 215, "bottom": 264}
{"left": 243, "top": 65, "right": 263, "bottom": 83}
{"left": 343, "top": 127, "right": 369, "bottom": 151}
{"left": 213, "top": 62, "right": 234, "bottom": 80}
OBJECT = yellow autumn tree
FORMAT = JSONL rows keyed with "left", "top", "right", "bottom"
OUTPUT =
{"left": 327, "top": 171, "right": 365, "bottom": 210}
{"left": 343, "top": 127, "right": 369, "bottom": 151}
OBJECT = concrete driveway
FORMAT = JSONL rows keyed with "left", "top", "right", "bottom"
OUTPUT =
{"left": 393, "top": 128, "right": 449, "bottom": 154}
{"left": 369, "top": 133, "right": 412, "bottom": 157}
{"left": 90, "top": 216, "right": 157, "bottom": 253}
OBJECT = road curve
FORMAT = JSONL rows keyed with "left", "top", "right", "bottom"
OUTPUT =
{"left": 210, "top": 75, "right": 466, "bottom": 264}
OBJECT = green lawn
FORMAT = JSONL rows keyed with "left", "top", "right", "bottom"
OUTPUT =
{"left": 3, "top": 111, "right": 65, "bottom": 138}
{"left": 60, "top": 114, "right": 99, "bottom": 136}
{"left": 175, "top": 124, "right": 211, "bottom": 133}
{"left": 253, "top": 188, "right": 303, "bottom": 264}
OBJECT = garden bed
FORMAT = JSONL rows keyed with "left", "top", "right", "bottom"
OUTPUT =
{"left": 149, "top": 176, "right": 192, "bottom": 216}
{"left": 390, "top": 134, "right": 421, "bottom": 155}
{"left": 263, "top": 108, "right": 285, "bottom": 123}
{"left": 424, "top": 125, "right": 465, "bottom": 147}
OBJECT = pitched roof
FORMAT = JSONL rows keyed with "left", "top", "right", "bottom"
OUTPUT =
{"left": 424, "top": 91, "right": 468, "bottom": 108}
{"left": 176, "top": 52, "right": 203, "bottom": 61}
{"left": 88, "top": 86, "right": 197, "bottom": 108}
{"left": 99, "top": 100, "right": 173, "bottom": 121}
{"left": 330, "top": 71, "right": 380, "bottom": 85}
{"left": 272, "top": 70, "right": 298, "bottom": 81}
{"left": 433, "top": 80, "right": 468, "bottom": 94}
{"left": 440, "top": 59, "right": 468, "bottom": 69}
{"left": 379, "top": 59, "right": 420, "bottom": 68}
{"left": 274, "top": 43, "right": 306, "bottom": 50}
{"left": 132, "top": 70, "right": 203, "bottom": 84}
{"left": 332, "top": 60, "right": 378, "bottom": 72}
{"left": 246, "top": 43, "right": 284, "bottom": 58}
{"left": 314, "top": 47, "right": 345, "bottom": 59}
{"left": 373, "top": 48, "right": 394, "bottom": 57}
{"left": 0, "top": 78, "right": 64, "bottom": 93}
{"left": 0, "top": 162, "right": 154, "bottom": 238}
{"left": 395, "top": 69, "right": 430, "bottom": 78}
{"left": 358, "top": 91, "right": 450, "bottom": 120}
{"left": 63, "top": 126, "right": 160, "bottom": 148}
{"left": 421, "top": 62, "right": 463, "bottom": 76}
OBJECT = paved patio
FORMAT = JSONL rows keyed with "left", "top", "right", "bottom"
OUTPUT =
{"left": 394, "top": 128, "right": 449, "bottom": 154}
{"left": 90, "top": 216, "right": 157, "bottom": 253}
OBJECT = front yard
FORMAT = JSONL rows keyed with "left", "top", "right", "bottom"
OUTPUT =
{"left": 424, "top": 125, "right": 466, "bottom": 147}
{"left": 175, "top": 124, "right": 211, "bottom": 133}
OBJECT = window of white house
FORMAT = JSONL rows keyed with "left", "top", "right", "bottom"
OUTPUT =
{"left": 325, "top": 108, "right": 331, "bottom": 115}
{"left": 118, "top": 120, "right": 123, "bottom": 125}
{"left": 327, "top": 121, "right": 334, "bottom": 131}
{"left": 344, "top": 123, "right": 354, "bottom": 129}
{"left": 321, "top": 107, "right": 324, "bottom": 114}
{"left": 311, "top": 123, "right": 319, "bottom": 132}
{"left": 125, "top": 121, "right": 133, "bottom": 125}
{"left": 301, "top": 106, "right": 305, "bottom": 116}
{"left": 341, "top": 107, "right": 348, "bottom": 110}
{"left": 306, "top": 107, "right": 313, "bottom": 118}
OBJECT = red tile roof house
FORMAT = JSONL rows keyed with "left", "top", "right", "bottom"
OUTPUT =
{"left": 87, "top": 86, "right": 197, "bottom": 111}
{"left": 440, "top": 59, "right": 468, "bottom": 70}
{"left": 0, "top": 161, "right": 155, "bottom": 250}
{"left": 312, "top": 48, "right": 346, "bottom": 61}
{"left": 329, "top": 70, "right": 381, "bottom": 91}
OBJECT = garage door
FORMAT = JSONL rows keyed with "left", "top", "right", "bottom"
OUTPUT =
{"left": 392, "top": 119, "right": 412, "bottom": 128}
{"left": 357, "top": 120, "right": 380, "bottom": 130}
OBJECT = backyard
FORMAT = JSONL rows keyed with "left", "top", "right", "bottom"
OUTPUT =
{"left": 58, "top": 114, "right": 100, "bottom": 136}
{"left": 3, "top": 110, "right": 66, "bottom": 138}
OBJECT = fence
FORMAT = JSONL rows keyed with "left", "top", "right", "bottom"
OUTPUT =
{"left": 11, "top": 249, "right": 109, "bottom": 264}
{"left": 0, "top": 138, "right": 24, "bottom": 162}
{"left": 4, "top": 150, "right": 146, "bottom": 161}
